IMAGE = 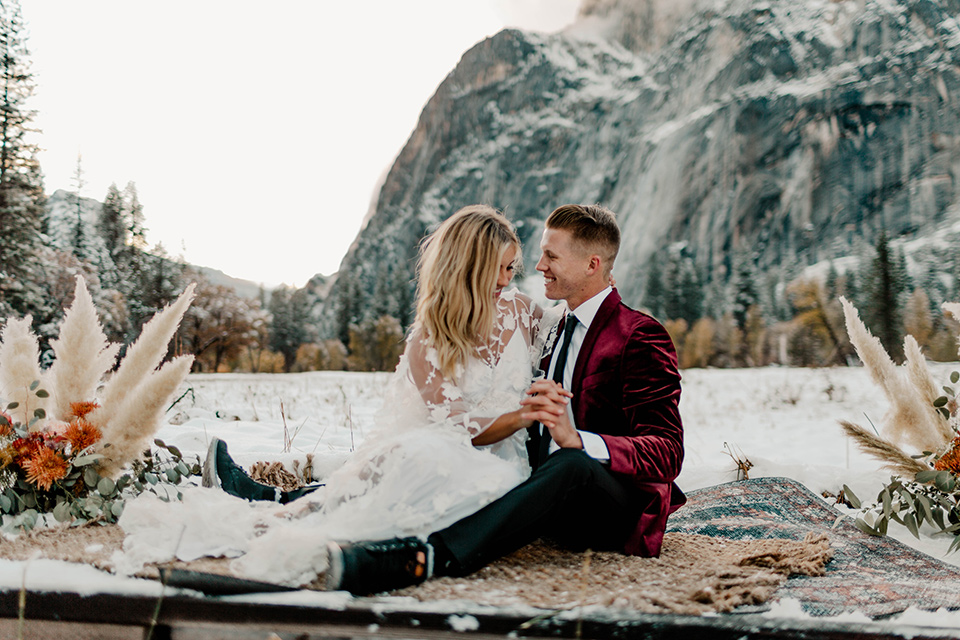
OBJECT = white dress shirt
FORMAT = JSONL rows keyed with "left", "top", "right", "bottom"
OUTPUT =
{"left": 545, "top": 286, "right": 612, "bottom": 463}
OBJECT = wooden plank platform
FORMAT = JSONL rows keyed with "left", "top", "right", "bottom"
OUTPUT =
{"left": 0, "top": 589, "right": 958, "bottom": 640}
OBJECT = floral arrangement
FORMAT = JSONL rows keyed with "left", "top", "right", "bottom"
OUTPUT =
{"left": 838, "top": 298, "right": 960, "bottom": 551}
{"left": 0, "top": 276, "right": 197, "bottom": 530}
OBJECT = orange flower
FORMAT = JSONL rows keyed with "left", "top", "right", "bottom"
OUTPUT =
{"left": 22, "top": 446, "right": 69, "bottom": 491}
{"left": 935, "top": 436, "right": 960, "bottom": 475}
{"left": 10, "top": 435, "right": 43, "bottom": 463}
{"left": 65, "top": 418, "right": 101, "bottom": 454}
{"left": 0, "top": 446, "right": 15, "bottom": 469}
{"left": 0, "top": 411, "right": 12, "bottom": 436}
{"left": 70, "top": 402, "right": 100, "bottom": 419}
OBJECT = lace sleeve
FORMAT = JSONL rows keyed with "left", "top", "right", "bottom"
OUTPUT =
{"left": 399, "top": 328, "right": 496, "bottom": 439}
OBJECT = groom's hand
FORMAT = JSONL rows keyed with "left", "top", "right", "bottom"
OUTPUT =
{"left": 520, "top": 381, "right": 582, "bottom": 449}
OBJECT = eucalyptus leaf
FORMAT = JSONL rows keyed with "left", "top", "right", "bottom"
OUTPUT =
{"left": 72, "top": 454, "right": 103, "bottom": 467}
{"left": 940, "top": 407, "right": 951, "bottom": 420}
{"left": 34, "top": 389, "right": 48, "bottom": 398}
{"left": 145, "top": 473, "right": 158, "bottom": 485}
{"left": 5, "top": 402, "right": 18, "bottom": 410}
{"left": 165, "top": 468, "right": 180, "bottom": 483}
{"left": 917, "top": 494, "right": 936, "bottom": 525}
{"left": 32, "top": 408, "right": 45, "bottom": 419}
{"left": 881, "top": 489, "right": 892, "bottom": 519}
{"left": 904, "top": 512, "right": 920, "bottom": 539}
{"left": 110, "top": 501, "right": 124, "bottom": 518}
{"left": 935, "top": 396, "right": 950, "bottom": 408}
{"left": 842, "top": 484, "right": 861, "bottom": 509}
{"left": 0, "top": 415, "right": 8, "bottom": 428}
{"left": 97, "top": 478, "right": 116, "bottom": 496}
{"left": 176, "top": 461, "right": 190, "bottom": 476}
{"left": 0, "top": 495, "right": 11, "bottom": 513}
{"left": 949, "top": 535, "right": 960, "bottom": 555}
{"left": 853, "top": 518, "right": 882, "bottom": 537}
{"left": 935, "top": 471, "right": 954, "bottom": 492}
{"left": 916, "top": 470, "right": 939, "bottom": 483}
{"left": 52, "top": 501, "right": 72, "bottom": 523}
{"left": 29, "top": 381, "right": 38, "bottom": 391}
{"left": 952, "top": 371, "right": 959, "bottom": 384}
{"left": 83, "top": 467, "right": 99, "bottom": 488}
{"left": 167, "top": 445, "right": 183, "bottom": 459}
{"left": 154, "top": 439, "right": 166, "bottom": 448}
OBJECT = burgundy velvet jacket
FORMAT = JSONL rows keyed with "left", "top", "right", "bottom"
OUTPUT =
{"left": 540, "top": 289, "right": 685, "bottom": 557}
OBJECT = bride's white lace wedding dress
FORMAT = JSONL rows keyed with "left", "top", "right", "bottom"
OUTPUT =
{"left": 117, "top": 289, "right": 559, "bottom": 586}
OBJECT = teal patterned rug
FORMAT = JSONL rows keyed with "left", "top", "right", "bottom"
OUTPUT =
{"left": 668, "top": 477, "right": 960, "bottom": 617}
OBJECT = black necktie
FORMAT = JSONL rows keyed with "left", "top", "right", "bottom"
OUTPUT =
{"left": 539, "top": 314, "right": 578, "bottom": 463}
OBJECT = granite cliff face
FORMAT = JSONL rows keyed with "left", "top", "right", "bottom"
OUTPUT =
{"left": 317, "top": 0, "right": 960, "bottom": 334}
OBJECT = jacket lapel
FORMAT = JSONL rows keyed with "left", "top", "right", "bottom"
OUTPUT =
{"left": 570, "top": 289, "right": 621, "bottom": 395}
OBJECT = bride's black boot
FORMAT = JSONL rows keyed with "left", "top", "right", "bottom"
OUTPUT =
{"left": 203, "top": 437, "right": 323, "bottom": 502}
{"left": 203, "top": 437, "right": 283, "bottom": 501}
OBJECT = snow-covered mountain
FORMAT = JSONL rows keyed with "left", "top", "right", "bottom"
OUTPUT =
{"left": 315, "top": 0, "right": 960, "bottom": 334}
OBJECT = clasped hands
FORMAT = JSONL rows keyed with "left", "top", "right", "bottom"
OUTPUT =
{"left": 520, "top": 379, "right": 582, "bottom": 449}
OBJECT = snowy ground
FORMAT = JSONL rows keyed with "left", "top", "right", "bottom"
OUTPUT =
{"left": 4, "top": 365, "right": 960, "bottom": 628}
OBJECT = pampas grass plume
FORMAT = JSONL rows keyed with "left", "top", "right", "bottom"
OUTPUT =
{"left": 840, "top": 296, "right": 948, "bottom": 453}
{"left": 97, "top": 355, "right": 194, "bottom": 478}
{"left": 91, "top": 283, "right": 196, "bottom": 429}
{"left": 45, "top": 276, "right": 120, "bottom": 422}
{"left": 0, "top": 316, "right": 48, "bottom": 426}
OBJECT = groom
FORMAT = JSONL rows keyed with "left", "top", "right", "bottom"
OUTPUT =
{"left": 327, "top": 204, "right": 685, "bottom": 594}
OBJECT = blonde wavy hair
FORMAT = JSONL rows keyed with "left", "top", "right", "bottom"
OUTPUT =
{"left": 415, "top": 205, "right": 520, "bottom": 380}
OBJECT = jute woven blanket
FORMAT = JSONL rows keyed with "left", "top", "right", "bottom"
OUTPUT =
{"left": 0, "top": 524, "right": 831, "bottom": 616}
{"left": 668, "top": 477, "right": 960, "bottom": 617}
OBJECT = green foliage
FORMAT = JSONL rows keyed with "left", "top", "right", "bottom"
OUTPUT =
{"left": 0, "top": 437, "right": 200, "bottom": 533}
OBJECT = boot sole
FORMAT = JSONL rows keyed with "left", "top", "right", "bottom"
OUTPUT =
{"left": 325, "top": 541, "right": 344, "bottom": 591}
{"left": 201, "top": 437, "right": 222, "bottom": 489}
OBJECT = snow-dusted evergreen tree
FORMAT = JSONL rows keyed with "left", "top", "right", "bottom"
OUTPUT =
{"left": 730, "top": 250, "right": 761, "bottom": 331}
{"left": 0, "top": 0, "right": 45, "bottom": 320}
{"left": 269, "top": 285, "right": 313, "bottom": 372}
{"left": 860, "top": 231, "right": 906, "bottom": 358}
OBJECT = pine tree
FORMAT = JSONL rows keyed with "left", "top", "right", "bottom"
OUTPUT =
{"left": 0, "top": 0, "right": 45, "bottom": 319}
{"left": 642, "top": 253, "right": 666, "bottom": 318}
{"left": 269, "top": 286, "right": 312, "bottom": 371}
{"left": 861, "top": 231, "right": 905, "bottom": 358}
{"left": 731, "top": 250, "right": 760, "bottom": 331}
{"left": 98, "top": 183, "right": 125, "bottom": 261}
{"left": 677, "top": 257, "right": 703, "bottom": 324}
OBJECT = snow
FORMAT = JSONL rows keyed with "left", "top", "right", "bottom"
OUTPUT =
{"left": 6, "top": 364, "right": 960, "bottom": 628}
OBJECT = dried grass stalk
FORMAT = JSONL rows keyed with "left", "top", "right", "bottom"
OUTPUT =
{"left": 97, "top": 355, "right": 194, "bottom": 478}
{"left": 90, "top": 283, "right": 196, "bottom": 430}
{"left": 839, "top": 297, "right": 948, "bottom": 453}
{"left": 0, "top": 316, "right": 47, "bottom": 426}
{"left": 45, "top": 276, "right": 120, "bottom": 422}
{"left": 839, "top": 420, "right": 930, "bottom": 476}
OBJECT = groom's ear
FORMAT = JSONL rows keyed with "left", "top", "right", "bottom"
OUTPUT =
{"left": 586, "top": 254, "right": 603, "bottom": 275}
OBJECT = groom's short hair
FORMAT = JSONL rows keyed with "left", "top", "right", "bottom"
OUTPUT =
{"left": 546, "top": 204, "right": 620, "bottom": 267}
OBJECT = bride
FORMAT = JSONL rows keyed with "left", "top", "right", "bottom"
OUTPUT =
{"left": 120, "top": 205, "right": 559, "bottom": 586}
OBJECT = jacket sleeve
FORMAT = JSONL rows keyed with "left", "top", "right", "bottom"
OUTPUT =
{"left": 600, "top": 320, "right": 684, "bottom": 484}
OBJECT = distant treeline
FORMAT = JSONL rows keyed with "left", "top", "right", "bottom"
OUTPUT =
{"left": 642, "top": 231, "right": 960, "bottom": 368}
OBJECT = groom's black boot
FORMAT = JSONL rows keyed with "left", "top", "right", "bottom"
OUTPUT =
{"left": 202, "top": 438, "right": 321, "bottom": 503}
{"left": 326, "top": 537, "right": 433, "bottom": 594}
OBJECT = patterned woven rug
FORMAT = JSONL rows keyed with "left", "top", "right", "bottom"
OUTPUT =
{"left": 668, "top": 477, "right": 960, "bottom": 617}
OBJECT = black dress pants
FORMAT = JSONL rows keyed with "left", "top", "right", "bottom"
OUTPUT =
{"left": 429, "top": 448, "right": 638, "bottom": 576}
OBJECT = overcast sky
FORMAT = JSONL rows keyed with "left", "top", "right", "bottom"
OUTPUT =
{"left": 21, "top": 1, "right": 581, "bottom": 287}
